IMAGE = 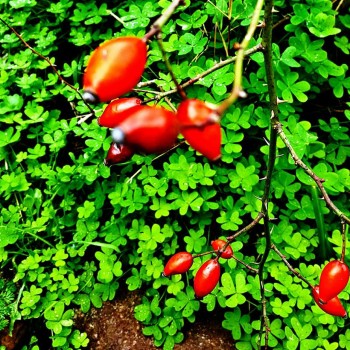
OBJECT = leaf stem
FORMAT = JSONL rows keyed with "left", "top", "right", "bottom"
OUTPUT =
{"left": 216, "top": 0, "right": 265, "bottom": 115}
{"left": 310, "top": 185, "right": 330, "bottom": 260}
{"left": 340, "top": 219, "right": 347, "bottom": 262}
{"left": 156, "top": 31, "right": 187, "bottom": 100}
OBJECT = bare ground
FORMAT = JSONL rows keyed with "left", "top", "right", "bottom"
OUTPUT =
{"left": 74, "top": 289, "right": 236, "bottom": 350}
{"left": 0, "top": 288, "right": 235, "bottom": 350}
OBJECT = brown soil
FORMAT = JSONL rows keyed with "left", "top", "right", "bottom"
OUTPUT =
{"left": 0, "top": 289, "right": 235, "bottom": 350}
{"left": 75, "top": 289, "right": 236, "bottom": 350}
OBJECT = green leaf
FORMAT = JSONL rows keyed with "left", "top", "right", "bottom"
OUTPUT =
{"left": 308, "top": 13, "right": 341, "bottom": 38}
{"left": 0, "top": 127, "right": 21, "bottom": 147}
{"left": 281, "top": 46, "right": 301, "bottom": 67}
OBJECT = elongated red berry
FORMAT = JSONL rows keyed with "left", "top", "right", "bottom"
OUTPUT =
{"left": 211, "top": 239, "right": 233, "bottom": 259}
{"left": 98, "top": 97, "right": 142, "bottom": 128}
{"left": 194, "top": 259, "right": 221, "bottom": 298}
{"left": 163, "top": 252, "right": 193, "bottom": 277}
{"left": 177, "top": 99, "right": 221, "bottom": 161}
{"left": 111, "top": 105, "right": 179, "bottom": 154}
{"left": 312, "top": 285, "right": 347, "bottom": 317}
{"left": 104, "top": 142, "right": 134, "bottom": 166}
{"left": 318, "top": 260, "right": 350, "bottom": 303}
{"left": 83, "top": 37, "right": 147, "bottom": 103}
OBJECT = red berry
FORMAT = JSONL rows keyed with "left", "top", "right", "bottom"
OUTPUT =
{"left": 181, "top": 123, "right": 221, "bottom": 161}
{"left": 83, "top": 37, "right": 147, "bottom": 103}
{"left": 163, "top": 252, "right": 193, "bottom": 277}
{"left": 98, "top": 97, "right": 142, "bottom": 128}
{"left": 318, "top": 260, "right": 350, "bottom": 303}
{"left": 104, "top": 142, "right": 134, "bottom": 166}
{"left": 211, "top": 239, "right": 233, "bottom": 259}
{"left": 177, "top": 99, "right": 221, "bottom": 161}
{"left": 194, "top": 259, "right": 221, "bottom": 298}
{"left": 312, "top": 285, "right": 347, "bottom": 317}
{"left": 177, "top": 99, "right": 219, "bottom": 127}
{"left": 111, "top": 105, "right": 179, "bottom": 154}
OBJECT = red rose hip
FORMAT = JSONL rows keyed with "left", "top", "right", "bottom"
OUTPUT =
{"left": 318, "top": 260, "right": 350, "bottom": 303}
{"left": 163, "top": 252, "right": 193, "bottom": 277}
{"left": 177, "top": 99, "right": 221, "bottom": 161}
{"left": 312, "top": 285, "right": 347, "bottom": 317}
{"left": 111, "top": 105, "right": 179, "bottom": 154}
{"left": 83, "top": 37, "right": 147, "bottom": 103}
{"left": 211, "top": 239, "right": 233, "bottom": 259}
{"left": 194, "top": 259, "right": 221, "bottom": 298}
{"left": 104, "top": 142, "right": 134, "bottom": 166}
{"left": 98, "top": 97, "right": 142, "bottom": 128}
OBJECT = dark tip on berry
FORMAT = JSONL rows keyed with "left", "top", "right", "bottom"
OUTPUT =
{"left": 111, "top": 128, "right": 125, "bottom": 144}
{"left": 83, "top": 90, "right": 99, "bottom": 104}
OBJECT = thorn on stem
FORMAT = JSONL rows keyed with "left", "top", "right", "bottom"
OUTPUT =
{"left": 276, "top": 97, "right": 287, "bottom": 104}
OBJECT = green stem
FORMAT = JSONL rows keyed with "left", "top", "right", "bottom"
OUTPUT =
{"left": 340, "top": 220, "right": 347, "bottom": 262}
{"left": 156, "top": 32, "right": 187, "bottom": 100}
{"left": 216, "top": 0, "right": 265, "bottom": 115}
{"left": 310, "top": 185, "right": 329, "bottom": 260}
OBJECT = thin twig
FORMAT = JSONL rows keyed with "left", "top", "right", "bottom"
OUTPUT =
{"left": 0, "top": 17, "right": 95, "bottom": 116}
{"left": 340, "top": 219, "right": 346, "bottom": 262}
{"left": 227, "top": 212, "right": 265, "bottom": 241}
{"left": 276, "top": 125, "right": 350, "bottom": 225}
{"left": 232, "top": 255, "right": 259, "bottom": 274}
{"left": 271, "top": 244, "right": 313, "bottom": 289}
{"left": 216, "top": 0, "right": 265, "bottom": 115}
{"left": 143, "top": 44, "right": 263, "bottom": 103}
{"left": 257, "top": 0, "right": 279, "bottom": 347}
{"left": 156, "top": 31, "right": 187, "bottom": 100}
{"left": 126, "top": 142, "right": 184, "bottom": 184}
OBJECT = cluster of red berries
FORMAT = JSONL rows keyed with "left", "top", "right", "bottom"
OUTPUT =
{"left": 82, "top": 36, "right": 221, "bottom": 164}
{"left": 163, "top": 239, "right": 233, "bottom": 298}
{"left": 312, "top": 260, "right": 349, "bottom": 317}
{"left": 83, "top": 36, "right": 350, "bottom": 318}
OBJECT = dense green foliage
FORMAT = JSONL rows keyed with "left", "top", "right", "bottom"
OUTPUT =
{"left": 0, "top": 0, "right": 350, "bottom": 349}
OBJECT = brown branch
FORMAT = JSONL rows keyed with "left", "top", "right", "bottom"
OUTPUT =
{"left": 232, "top": 255, "right": 259, "bottom": 274}
{"left": 143, "top": 0, "right": 185, "bottom": 42}
{"left": 271, "top": 244, "right": 313, "bottom": 289}
{"left": 276, "top": 123, "right": 350, "bottom": 225}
